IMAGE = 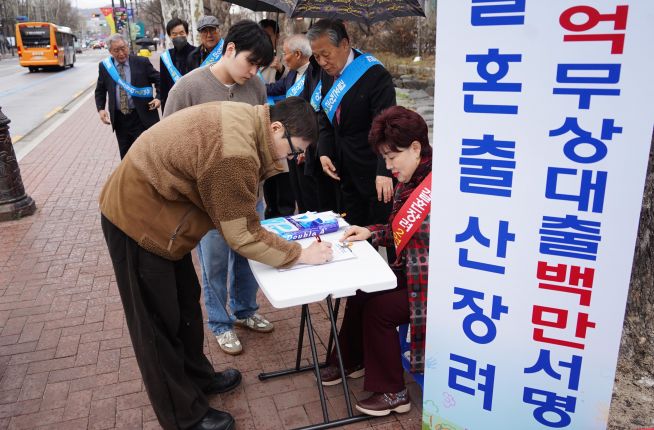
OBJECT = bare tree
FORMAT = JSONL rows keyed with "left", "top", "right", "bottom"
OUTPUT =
{"left": 622, "top": 132, "right": 654, "bottom": 371}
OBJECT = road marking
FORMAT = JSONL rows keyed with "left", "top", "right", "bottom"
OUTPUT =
{"left": 73, "top": 90, "right": 82, "bottom": 98}
{"left": 13, "top": 135, "right": 23, "bottom": 143}
{"left": 44, "top": 106, "right": 62, "bottom": 119}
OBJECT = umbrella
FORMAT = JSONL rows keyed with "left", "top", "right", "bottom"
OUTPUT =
{"left": 253, "top": 0, "right": 426, "bottom": 26}
{"left": 228, "top": 0, "right": 287, "bottom": 13}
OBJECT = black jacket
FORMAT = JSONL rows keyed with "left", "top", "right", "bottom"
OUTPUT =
{"left": 266, "top": 69, "right": 299, "bottom": 97}
{"left": 186, "top": 45, "right": 215, "bottom": 72}
{"left": 159, "top": 43, "right": 196, "bottom": 112}
{"left": 315, "top": 50, "right": 396, "bottom": 177}
{"left": 299, "top": 56, "right": 325, "bottom": 177}
{"left": 94, "top": 54, "right": 160, "bottom": 131}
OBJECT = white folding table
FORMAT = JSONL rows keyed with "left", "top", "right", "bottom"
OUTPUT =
{"left": 249, "top": 221, "right": 397, "bottom": 429}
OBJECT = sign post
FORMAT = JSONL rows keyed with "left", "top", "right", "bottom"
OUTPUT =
{"left": 423, "top": 1, "right": 654, "bottom": 429}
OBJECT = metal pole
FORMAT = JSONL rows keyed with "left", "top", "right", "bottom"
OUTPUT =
{"left": 0, "top": 107, "right": 36, "bottom": 221}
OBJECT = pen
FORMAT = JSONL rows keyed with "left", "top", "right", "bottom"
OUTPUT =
{"left": 315, "top": 234, "right": 321, "bottom": 242}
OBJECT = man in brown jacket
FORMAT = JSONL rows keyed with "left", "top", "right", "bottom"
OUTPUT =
{"left": 99, "top": 97, "right": 332, "bottom": 430}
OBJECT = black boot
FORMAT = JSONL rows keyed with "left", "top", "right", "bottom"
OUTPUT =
{"left": 202, "top": 368, "right": 242, "bottom": 395}
{"left": 190, "top": 408, "right": 235, "bottom": 430}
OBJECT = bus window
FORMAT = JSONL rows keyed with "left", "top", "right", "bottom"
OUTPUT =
{"left": 19, "top": 25, "right": 51, "bottom": 49}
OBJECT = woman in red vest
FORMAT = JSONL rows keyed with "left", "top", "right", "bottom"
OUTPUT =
{"left": 319, "top": 106, "right": 432, "bottom": 416}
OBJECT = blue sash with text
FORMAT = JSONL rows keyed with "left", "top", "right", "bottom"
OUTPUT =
{"left": 102, "top": 57, "right": 153, "bottom": 98}
{"left": 200, "top": 39, "right": 224, "bottom": 68}
{"left": 310, "top": 82, "right": 323, "bottom": 112}
{"left": 321, "top": 53, "right": 382, "bottom": 123}
{"left": 286, "top": 74, "right": 306, "bottom": 98}
{"left": 160, "top": 50, "right": 182, "bottom": 83}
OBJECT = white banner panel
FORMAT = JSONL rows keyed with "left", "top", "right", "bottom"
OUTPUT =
{"left": 423, "top": 1, "right": 654, "bottom": 429}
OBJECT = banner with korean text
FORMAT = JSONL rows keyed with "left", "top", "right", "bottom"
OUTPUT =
{"left": 423, "top": 1, "right": 654, "bottom": 429}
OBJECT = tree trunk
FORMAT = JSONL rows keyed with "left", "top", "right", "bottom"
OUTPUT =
{"left": 159, "top": 0, "right": 195, "bottom": 45}
{"left": 621, "top": 129, "right": 654, "bottom": 372}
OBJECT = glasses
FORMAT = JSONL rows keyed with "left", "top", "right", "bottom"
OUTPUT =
{"left": 110, "top": 45, "right": 129, "bottom": 53}
{"left": 283, "top": 124, "right": 304, "bottom": 160}
{"left": 200, "top": 27, "right": 218, "bottom": 34}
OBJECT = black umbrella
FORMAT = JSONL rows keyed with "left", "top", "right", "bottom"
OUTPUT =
{"left": 228, "top": 0, "right": 287, "bottom": 13}
{"left": 256, "top": 0, "right": 426, "bottom": 25}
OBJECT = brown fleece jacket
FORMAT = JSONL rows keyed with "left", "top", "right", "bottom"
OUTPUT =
{"left": 99, "top": 101, "right": 301, "bottom": 268}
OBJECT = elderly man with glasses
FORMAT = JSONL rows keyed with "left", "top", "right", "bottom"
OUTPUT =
{"left": 95, "top": 33, "right": 161, "bottom": 159}
{"left": 187, "top": 15, "right": 224, "bottom": 71}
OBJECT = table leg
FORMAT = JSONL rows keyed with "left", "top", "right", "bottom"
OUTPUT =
{"left": 257, "top": 301, "right": 374, "bottom": 430}
{"left": 324, "top": 297, "right": 340, "bottom": 365}
{"left": 258, "top": 305, "right": 320, "bottom": 380}
{"left": 325, "top": 297, "right": 354, "bottom": 417}
{"left": 304, "top": 304, "right": 330, "bottom": 422}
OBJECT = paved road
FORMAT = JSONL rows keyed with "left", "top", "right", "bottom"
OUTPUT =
{"left": 0, "top": 50, "right": 106, "bottom": 140}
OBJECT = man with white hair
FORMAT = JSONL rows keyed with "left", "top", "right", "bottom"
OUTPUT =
{"left": 264, "top": 33, "right": 318, "bottom": 214}
{"left": 95, "top": 33, "right": 161, "bottom": 158}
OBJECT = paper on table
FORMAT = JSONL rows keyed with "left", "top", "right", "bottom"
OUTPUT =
{"left": 280, "top": 241, "right": 357, "bottom": 271}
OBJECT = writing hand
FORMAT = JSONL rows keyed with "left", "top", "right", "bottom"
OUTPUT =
{"left": 297, "top": 241, "right": 333, "bottom": 265}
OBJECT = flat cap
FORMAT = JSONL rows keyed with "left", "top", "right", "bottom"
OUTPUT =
{"left": 197, "top": 15, "right": 220, "bottom": 31}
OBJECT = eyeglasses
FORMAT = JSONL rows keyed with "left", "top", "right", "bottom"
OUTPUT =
{"left": 200, "top": 27, "right": 218, "bottom": 34}
{"left": 110, "top": 45, "right": 129, "bottom": 53}
{"left": 283, "top": 124, "right": 304, "bottom": 160}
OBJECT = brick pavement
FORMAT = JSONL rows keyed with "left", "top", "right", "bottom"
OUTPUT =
{"left": 0, "top": 96, "right": 422, "bottom": 429}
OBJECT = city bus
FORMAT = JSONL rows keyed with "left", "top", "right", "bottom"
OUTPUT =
{"left": 15, "top": 22, "right": 76, "bottom": 72}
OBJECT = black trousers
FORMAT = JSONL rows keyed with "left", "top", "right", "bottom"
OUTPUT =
{"left": 288, "top": 160, "right": 319, "bottom": 213}
{"left": 339, "top": 162, "right": 392, "bottom": 228}
{"left": 114, "top": 110, "right": 146, "bottom": 159}
{"left": 101, "top": 215, "right": 214, "bottom": 430}
{"left": 328, "top": 285, "right": 409, "bottom": 393}
{"left": 263, "top": 172, "right": 296, "bottom": 218}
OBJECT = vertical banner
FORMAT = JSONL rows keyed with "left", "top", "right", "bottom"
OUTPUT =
{"left": 423, "top": 1, "right": 654, "bottom": 429}
{"left": 99, "top": 7, "right": 116, "bottom": 35}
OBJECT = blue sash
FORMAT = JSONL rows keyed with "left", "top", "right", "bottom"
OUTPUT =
{"left": 160, "top": 50, "right": 182, "bottom": 83}
{"left": 321, "top": 53, "right": 382, "bottom": 123}
{"left": 310, "top": 82, "right": 323, "bottom": 112}
{"left": 257, "top": 70, "right": 279, "bottom": 105}
{"left": 102, "top": 57, "right": 153, "bottom": 98}
{"left": 268, "top": 74, "right": 307, "bottom": 105}
{"left": 200, "top": 39, "right": 224, "bottom": 68}
{"left": 286, "top": 74, "right": 306, "bottom": 98}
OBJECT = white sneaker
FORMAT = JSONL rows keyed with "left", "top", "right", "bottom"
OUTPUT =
{"left": 234, "top": 313, "right": 274, "bottom": 333}
{"left": 216, "top": 330, "right": 242, "bottom": 355}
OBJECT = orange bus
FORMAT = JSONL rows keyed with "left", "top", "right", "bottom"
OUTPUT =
{"left": 16, "top": 22, "right": 76, "bottom": 72}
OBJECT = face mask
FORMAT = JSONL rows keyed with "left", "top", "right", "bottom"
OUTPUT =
{"left": 172, "top": 36, "right": 187, "bottom": 50}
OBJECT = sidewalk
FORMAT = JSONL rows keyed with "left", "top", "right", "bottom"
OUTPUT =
{"left": 0, "top": 98, "right": 422, "bottom": 429}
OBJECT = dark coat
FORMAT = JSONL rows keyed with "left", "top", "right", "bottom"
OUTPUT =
{"left": 159, "top": 44, "right": 196, "bottom": 112}
{"left": 299, "top": 57, "right": 327, "bottom": 177}
{"left": 266, "top": 69, "right": 299, "bottom": 97}
{"left": 94, "top": 54, "right": 160, "bottom": 131}
{"left": 316, "top": 50, "right": 396, "bottom": 177}
{"left": 186, "top": 45, "right": 213, "bottom": 72}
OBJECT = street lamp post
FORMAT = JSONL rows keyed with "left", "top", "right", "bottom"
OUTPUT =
{"left": 0, "top": 107, "right": 36, "bottom": 221}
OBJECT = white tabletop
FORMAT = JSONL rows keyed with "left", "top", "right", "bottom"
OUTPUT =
{"left": 249, "top": 221, "right": 397, "bottom": 308}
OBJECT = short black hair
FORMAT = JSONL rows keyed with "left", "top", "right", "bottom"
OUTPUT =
{"left": 166, "top": 18, "right": 189, "bottom": 36}
{"left": 270, "top": 97, "right": 318, "bottom": 144}
{"left": 306, "top": 19, "right": 349, "bottom": 47}
{"left": 223, "top": 20, "right": 274, "bottom": 67}
{"left": 258, "top": 19, "right": 279, "bottom": 34}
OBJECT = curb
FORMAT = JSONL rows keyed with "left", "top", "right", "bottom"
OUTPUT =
{"left": 13, "top": 81, "right": 96, "bottom": 161}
